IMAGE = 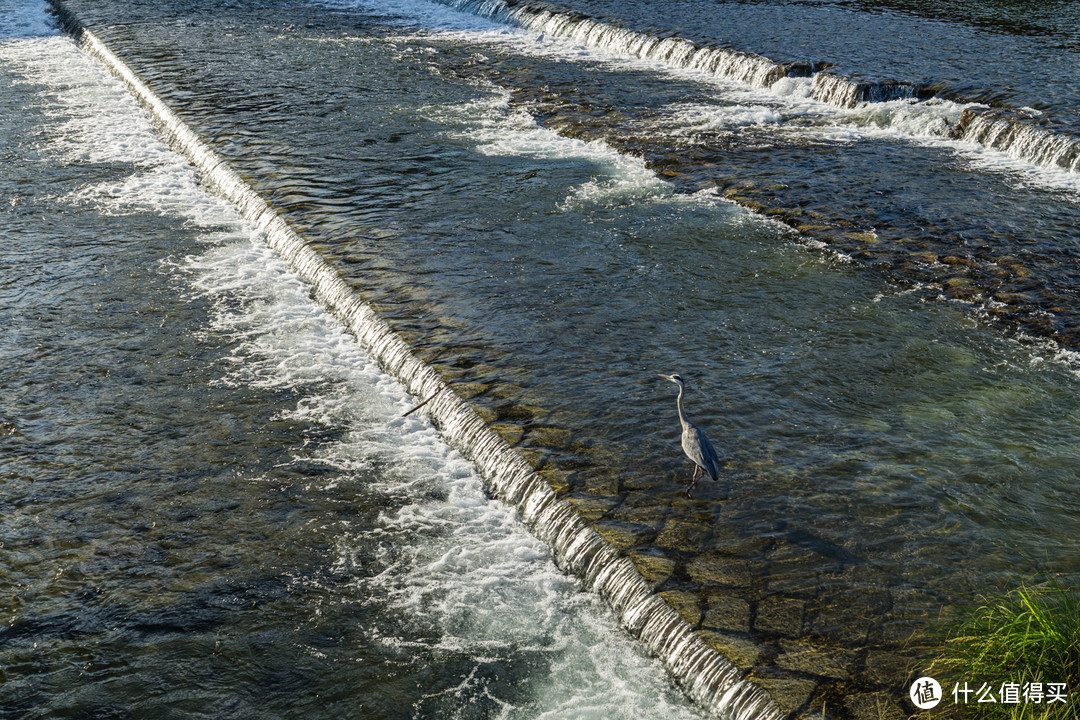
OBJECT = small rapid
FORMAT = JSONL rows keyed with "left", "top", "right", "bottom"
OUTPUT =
{"left": 435, "top": 0, "right": 788, "bottom": 88}
{"left": 951, "top": 107, "right": 1080, "bottom": 174}
{"left": 420, "top": 0, "right": 1080, "bottom": 177}
{"left": 809, "top": 72, "right": 917, "bottom": 108}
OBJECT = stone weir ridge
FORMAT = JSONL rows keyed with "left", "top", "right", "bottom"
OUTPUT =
{"left": 45, "top": 1, "right": 788, "bottom": 719}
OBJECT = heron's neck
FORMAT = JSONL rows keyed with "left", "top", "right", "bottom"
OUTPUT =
{"left": 675, "top": 384, "right": 688, "bottom": 426}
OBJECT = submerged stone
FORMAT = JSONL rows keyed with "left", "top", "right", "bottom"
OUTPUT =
{"left": 754, "top": 596, "right": 805, "bottom": 635}
{"left": 489, "top": 422, "right": 524, "bottom": 445}
{"left": 750, "top": 673, "right": 819, "bottom": 715}
{"left": 659, "top": 589, "right": 704, "bottom": 626}
{"left": 593, "top": 520, "right": 654, "bottom": 551}
{"left": 703, "top": 593, "right": 752, "bottom": 633}
{"left": 861, "top": 649, "right": 910, "bottom": 687}
{"left": 655, "top": 519, "right": 711, "bottom": 553}
{"left": 516, "top": 447, "right": 548, "bottom": 470}
{"left": 843, "top": 693, "right": 906, "bottom": 720}
{"left": 698, "top": 629, "right": 762, "bottom": 667}
{"left": 490, "top": 383, "right": 526, "bottom": 400}
{"left": 908, "top": 250, "right": 938, "bottom": 265}
{"left": 805, "top": 604, "right": 871, "bottom": 645}
{"left": 774, "top": 638, "right": 857, "bottom": 680}
{"left": 451, "top": 382, "right": 488, "bottom": 401}
{"left": 845, "top": 231, "right": 878, "bottom": 245}
{"left": 538, "top": 467, "right": 571, "bottom": 495}
{"left": 608, "top": 495, "right": 675, "bottom": 525}
{"left": 524, "top": 425, "right": 573, "bottom": 450}
{"left": 626, "top": 550, "right": 676, "bottom": 587}
{"left": 473, "top": 405, "right": 497, "bottom": 424}
{"left": 686, "top": 552, "right": 753, "bottom": 588}
{"left": 565, "top": 495, "right": 618, "bottom": 521}
{"left": 581, "top": 471, "right": 620, "bottom": 496}
{"left": 495, "top": 403, "right": 550, "bottom": 422}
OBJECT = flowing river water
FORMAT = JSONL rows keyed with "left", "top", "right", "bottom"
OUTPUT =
{"left": 3, "top": 0, "right": 1080, "bottom": 718}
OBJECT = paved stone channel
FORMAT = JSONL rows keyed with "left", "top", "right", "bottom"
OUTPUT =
{"left": 44, "top": 3, "right": 988, "bottom": 717}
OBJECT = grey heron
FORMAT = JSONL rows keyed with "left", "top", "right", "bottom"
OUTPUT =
{"left": 659, "top": 373, "right": 720, "bottom": 498}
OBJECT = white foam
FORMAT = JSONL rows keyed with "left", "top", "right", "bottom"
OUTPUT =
{"left": 321, "top": 0, "right": 765, "bottom": 90}
{"left": 178, "top": 193, "right": 710, "bottom": 720}
{"left": 663, "top": 102, "right": 783, "bottom": 136}
{"left": 768, "top": 75, "right": 816, "bottom": 101}
{"left": 324, "top": 0, "right": 1080, "bottom": 195}
{"left": 0, "top": 33, "right": 250, "bottom": 225}
{"left": 0, "top": 35, "right": 178, "bottom": 168}
{"left": 944, "top": 136, "right": 1080, "bottom": 197}
{"left": 837, "top": 97, "right": 964, "bottom": 139}
{"left": 18, "top": 12, "right": 710, "bottom": 716}
{"left": 73, "top": 160, "right": 252, "bottom": 224}
{"left": 427, "top": 93, "right": 675, "bottom": 209}
{"left": 805, "top": 88, "right": 1080, "bottom": 190}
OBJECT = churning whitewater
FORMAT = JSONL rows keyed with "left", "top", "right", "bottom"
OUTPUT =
{"left": 418, "top": 0, "right": 1080, "bottom": 175}
{"left": 7, "top": 0, "right": 1080, "bottom": 718}
{"left": 0, "top": 7, "right": 725, "bottom": 719}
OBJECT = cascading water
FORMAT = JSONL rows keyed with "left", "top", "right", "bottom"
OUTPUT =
{"left": 435, "top": 0, "right": 788, "bottom": 88}
{"left": 431, "top": 0, "right": 1080, "bottom": 177}
{"left": 951, "top": 107, "right": 1080, "bottom": 174}
{"left": 810, "top": 72, "right": 917, "bottom": 109}
{"left": 20, "top": 0, "right": 1080, "bottom": 717}
{"left": 45, "top": 2, "right": 785, "bottom": 718}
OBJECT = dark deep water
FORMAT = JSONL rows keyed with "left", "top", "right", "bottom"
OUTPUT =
{"left": 4, "top": 0, "right": 1080, "bottom": 717}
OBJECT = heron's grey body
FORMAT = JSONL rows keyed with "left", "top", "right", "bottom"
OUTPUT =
{"left": 659, "top": 373, "right": 720, "bottom": 497}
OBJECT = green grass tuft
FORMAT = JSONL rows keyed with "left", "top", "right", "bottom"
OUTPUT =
{"left": 931, "top": 580, "right": 1080, "bottom": 719}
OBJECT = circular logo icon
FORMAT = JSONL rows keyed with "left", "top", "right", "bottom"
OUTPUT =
{"left": 910, "top": 676, "right": 942, "bottom": 710}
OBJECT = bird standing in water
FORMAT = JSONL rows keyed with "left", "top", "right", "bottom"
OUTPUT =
{"left": 659, "top": 373, "right": 720, "bottom": 498}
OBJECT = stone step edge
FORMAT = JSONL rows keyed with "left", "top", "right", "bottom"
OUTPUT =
{"left": 45, "top": 3, "right": 786, "bottom": 718}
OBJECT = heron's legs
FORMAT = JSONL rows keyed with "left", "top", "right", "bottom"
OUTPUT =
{"left": 686, "top": 464, "right": 700, "bottom": 498}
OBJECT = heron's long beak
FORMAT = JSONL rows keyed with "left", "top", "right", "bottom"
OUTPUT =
{"left": 657, "top": 374, "right": 674, "bottom": 382}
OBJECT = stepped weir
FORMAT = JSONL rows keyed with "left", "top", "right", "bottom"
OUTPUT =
{"left": 47, "top": 1, "right": 787, "bottom": 717}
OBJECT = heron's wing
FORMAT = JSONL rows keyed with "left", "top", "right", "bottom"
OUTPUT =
{"left": 699, "top": 429, "right": 721, "bottom": 480}
{"left": 682, "top": 421, "right": 721, "bottom": 481}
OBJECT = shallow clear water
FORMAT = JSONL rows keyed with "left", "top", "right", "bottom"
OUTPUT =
{"left": 7, "top": 0, "right": 1080, "bottom": 717}
{"left": 0, "top": 13, "right": 711, "bottom": 719}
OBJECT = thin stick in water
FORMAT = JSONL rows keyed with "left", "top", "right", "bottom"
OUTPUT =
{"left": 402, "top": 387, "right": 445, "bottom": 418}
